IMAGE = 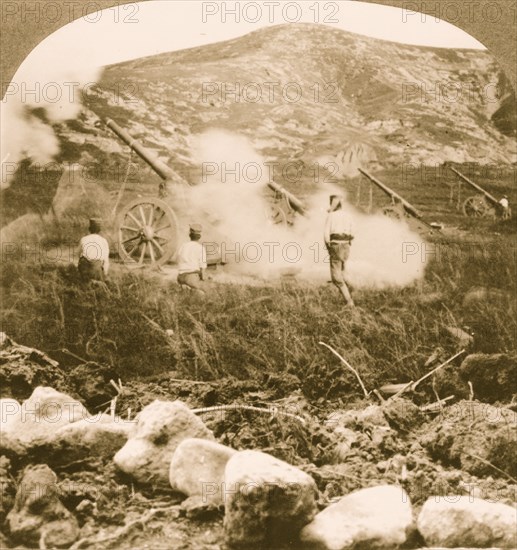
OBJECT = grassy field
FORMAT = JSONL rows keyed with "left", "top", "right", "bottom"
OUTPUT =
{"left": 2, "top": 232, "right": 515, "bottom": 406}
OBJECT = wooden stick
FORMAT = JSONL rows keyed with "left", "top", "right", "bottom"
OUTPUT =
{"left": 373, "top": 389, "right": 386, "bottom": 403}
{"left": 389, "top": 350, "right": 465, "bottom": 400}
{"left": 319, "top": 341, "right": 370, "bottom": 398}
{"left": 420, "top": 395, "right": 455, "bottom": 412}
{"left": 192, "top": 404, "right": 306, "bottom": 425}
{"left": 109, "top": 379, "right": 121, "bottom": 393}
{"left": 411, "top": 349, "right": 466, "bottom": 390}
{"left": 389, "top": 380, "right": 414, "bottom": 401}
{"left": 468, "top": 381, "right": 474, "bottom": 400}
{"left": 110, "top": 396, "right": 118, "bottom": 421}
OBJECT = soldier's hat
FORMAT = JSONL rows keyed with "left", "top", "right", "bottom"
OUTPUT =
{"left": 328, "top": 194, "right": 343, "bottom": 211}
{"left": 89, "top": 218, "right": 102, "bottom": 233}
{"left": 189, "top": 223, "right": 202, "bottom": 234}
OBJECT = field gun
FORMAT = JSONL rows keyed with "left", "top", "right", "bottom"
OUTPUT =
{"left": 449, "top": 167, "right": 504, "bottom": 218}
{"left": 97, "top": 118, "right": 307, "bottom": 268}
{"left": 358, "top": 168, "right": 439, "bottom": 231}
{"left": 94, "top": 117, "right": 187, "bottom": 267}
{"left": 265, "top": 180, "right": 307, "bottom": 224}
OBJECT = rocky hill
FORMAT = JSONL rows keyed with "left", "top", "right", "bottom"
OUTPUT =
{"left": 78, "top": 23, "right": 516, "bottom": 183}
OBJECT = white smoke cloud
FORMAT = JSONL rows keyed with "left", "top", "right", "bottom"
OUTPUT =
{"left": 186, "top": 129, "right": 426, "bottom": 289}
{"left": 1, "top": 55, "right": 100, "bottom": 189}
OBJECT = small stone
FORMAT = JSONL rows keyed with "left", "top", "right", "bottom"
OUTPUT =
{"left": 417, "top": 496, "right": 517, "bottom": 548}
{"left": 6, "top": 464, "right": 79, "bottom": 548}
{"left": 180, "top": 495, "right": 220, "bottom": 520}
{"left": 169, "top": 438, "right": 236, "bottom": 505}
{"left": 300, "top": 485, "right": 413, "bottom": 550}
{"left": 223, "top": 450, "right": 318, "bottom": 548}
{"left": 114, "top": 400, "right": 214, "bottom": 488}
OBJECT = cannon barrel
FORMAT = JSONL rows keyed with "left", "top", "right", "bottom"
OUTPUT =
{"left": 358, "top": 168, "right": 425, "bottom": 220}
{"left": 449, "top": 167, "right": 499, "bottom": 205}
{"left": 105, "top": 118, "right": 177, "bottom": 182}
{"left": 267, "top": 180, "right": 307, "bottom": 216}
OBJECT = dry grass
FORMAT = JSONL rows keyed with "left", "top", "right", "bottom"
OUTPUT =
{"left": 1, "top": 236, "right": 515, "bottom": 405}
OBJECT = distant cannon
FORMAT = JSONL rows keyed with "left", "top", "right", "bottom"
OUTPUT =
{"left": 265, "top": 180, "right": 307, "bottom": 224}
{"left": 449, "top": 167, "right": 506, "bottom": 218}
{"left": 358, "top": 168, "right": 439, "bottom": 231}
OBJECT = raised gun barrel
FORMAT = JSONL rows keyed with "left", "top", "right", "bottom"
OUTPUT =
{"left": 267, "top": 180, "right": 307, "bottom": 216}
{"left": 358, "top": 168, "right": 430, "bottom": 223}
{"left": 449, "top": 167, "right": 499, "bottom": 206}
{"left": 105, "top": 118, "right": 177, "bottom": 182}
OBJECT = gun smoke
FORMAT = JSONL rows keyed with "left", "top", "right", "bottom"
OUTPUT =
{"left": 187, "top": 129, "right": 426, "bottom": 288}
{"left": 1, "top": 53, "right": 100, "bottom": 189}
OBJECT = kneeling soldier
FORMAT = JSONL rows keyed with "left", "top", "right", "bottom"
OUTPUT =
{"left": 78, "top": 218, "right": 110, "bottom": 282}
{"left": 177, "top": 223, "right": 207, "bottom": 294}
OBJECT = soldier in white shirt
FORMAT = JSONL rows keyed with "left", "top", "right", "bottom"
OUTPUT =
{"left": 324, "top": 195, "right": 355, "bottom": 306}
{"left": 499, "top": 195, "right": 510, "bottom": 220}
{"left": 78, "top": 218, "right": 110, "bottom": 282}
{"left": 177, "top": 223, "right": 207, "bottom": 293}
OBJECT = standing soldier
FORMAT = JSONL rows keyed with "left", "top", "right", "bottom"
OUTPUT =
{"left": 499, "top": 195, "right": 510, "bottom": 220}
{"left": 78, "top": 218, "right": 110, "bottom": 282}
{"left": 324, "top": 195, "right": 355, "bottom": 306}
{"left": 176, "top": 223, "right": 207, "bottom": 294}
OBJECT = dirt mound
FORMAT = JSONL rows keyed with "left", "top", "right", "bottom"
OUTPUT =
{"left": 460, "top": 353, "right": 517, "bottom": 403}
{"left": 0, "top": 334, "right": 70, "bottom": 400}
{"left": 420, "top": 400, "right": 517, "bottom": 480}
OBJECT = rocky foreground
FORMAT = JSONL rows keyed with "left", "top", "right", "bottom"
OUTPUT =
{"left": 0, "top": 333, "right": 516, "bottom": 549}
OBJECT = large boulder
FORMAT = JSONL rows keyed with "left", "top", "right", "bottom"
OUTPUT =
{"left": 6, "top": 464, "right": 79, "bottom": 548}
{"left": 1, "top": 387, "right": 132, "bottom": 463}
{"left": 1, "top": 387, "right": 89, "bottom": 455}
{"left": 300, "top": 485, "right": 413, "bottom": 550}
{"left": 50, "top": 414, "right": 134, "bottom": 463}
{"left": 417, "top": 496, "right": 517, "bottom": 548}
{"left": 114, "top": 400, "right": 214, "bottom": 488}
{"left": 223, "top": 450, "right": 318, "bottom": 548}
{"left": 169, "top": 438, "right": 236, "bottom": 506}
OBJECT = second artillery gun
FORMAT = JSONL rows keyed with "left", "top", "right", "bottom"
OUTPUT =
{"left": 449, "top": 166, "right": 509, "bottom": 218}
{"left": 100, "top": 118, "right": 307, "bottom": 268}
{"left": 358, "top": 168, "right": 441, "bottom": 232}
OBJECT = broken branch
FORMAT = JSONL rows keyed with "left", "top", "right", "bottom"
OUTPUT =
{"left": 192, "top": 404, "right": 306, "bottom": 425}
{"left": 319, "top": 341, "right": 370, "bottom": 398}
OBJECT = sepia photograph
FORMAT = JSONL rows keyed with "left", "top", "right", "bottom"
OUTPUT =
{"left": 1, "top": 0, "right": 516, "bottom": 548}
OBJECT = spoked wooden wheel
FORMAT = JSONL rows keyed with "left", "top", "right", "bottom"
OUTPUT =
{"left": 265, "top": 203, "right": 288, "bottom": 225}
{"left": 118, "top": 197, "right": 179, "bottom": 268}
{"left": 462, "top": 195, "right": 496, "bottom": 218}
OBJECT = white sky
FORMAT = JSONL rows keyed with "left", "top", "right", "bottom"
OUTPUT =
{"left": 17, "top": 0, "right": 485, "bottom": 75}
